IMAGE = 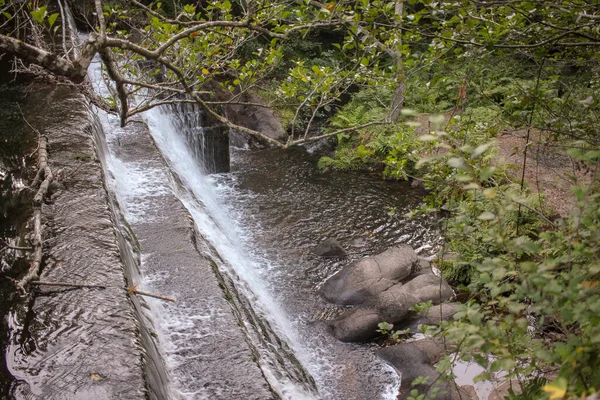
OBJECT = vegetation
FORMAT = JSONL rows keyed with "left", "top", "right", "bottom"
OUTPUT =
{"left": 315, "top": 2, "right": 600, "bottom": 398}
{"left": 1, "top": 0, "right": 600, "bottom": 398}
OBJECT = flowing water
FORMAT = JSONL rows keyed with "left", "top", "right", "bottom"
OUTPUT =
{"left": 0, "top": 84, "right": 36, "bottom": 398}
{"left": 1, "top": 57, "right": 438, "bottom": 399}
{"left": 88, "top": 50, "right": 440, "bottom": 396}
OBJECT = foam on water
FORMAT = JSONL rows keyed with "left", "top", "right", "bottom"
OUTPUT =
{"left": 145, "top": 107, "right": 320, "bottom": 399}
{"left": 88, "top": 55, "right": 405, "bottom": 399}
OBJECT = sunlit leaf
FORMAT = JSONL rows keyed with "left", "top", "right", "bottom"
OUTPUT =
{"left": 542, "top": 378, "right": 567, "bottom": 400}
{"left": 478, "top": 212, "right": 495, "bottom": 220}
{"left": 48, "top": 13, "right": 59, "bottom": 28}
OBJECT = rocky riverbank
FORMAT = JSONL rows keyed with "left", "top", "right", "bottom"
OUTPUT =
{"left": 316, "top": 241, "right": 482, "bottom": 399}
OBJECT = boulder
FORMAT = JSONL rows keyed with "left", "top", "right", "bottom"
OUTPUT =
{"left": 400, "top": 274, "right": 454, "bottom": 304}
{"left": 328, "top": 275, "right": 453, "bottom": 342}
{"left": 320, "top": 245, "right": 419, "bottom": 305}
{"left": 409, "top": 258, "right": 434, "bottom": 278}
{"left": 311, "top": 238, "right": 347, "bottom": 257}
{"left": 329, "top": 307, "right": 384, "bottom": 342}
{"left": 405, "top": 302, "right": 460, "bottom": 331}
{"left": 378, "top": 340, "right": 477, "bottom": 400}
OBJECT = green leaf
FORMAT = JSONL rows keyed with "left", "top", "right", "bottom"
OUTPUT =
{"left": 48, "top": 13, "right": 59, "bottom": 28}
{"left": 479, "top": 166, "right": 496, "bottom": 181}
{"left": 31, "top": 6, "right": 47, "bottom": 24}
{"left": 490, "top": 358, "right": 514, "bottom": 372}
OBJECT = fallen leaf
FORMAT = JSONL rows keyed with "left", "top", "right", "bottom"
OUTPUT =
{"left": 90, "top": 373, "right": 102, "bottom": 381}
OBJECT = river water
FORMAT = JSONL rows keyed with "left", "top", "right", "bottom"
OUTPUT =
{"left": 129, "top": 103, "right": 438, "bottom": 398}
{"left": 1, "top": 64, "right": 439, "bottom": 399}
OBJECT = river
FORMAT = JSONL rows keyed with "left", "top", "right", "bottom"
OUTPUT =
{"left": 1, "top": 66, "right": 439, "bottom": 399}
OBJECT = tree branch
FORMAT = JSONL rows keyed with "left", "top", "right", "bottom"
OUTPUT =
{"left": 0, "top": 34, "right": 89, "bottom": 82}
{"left": 99, "top": 48, "right": 129, "bottom": 126}
{"left": 288, "top": 121, "right": 389, "bottom": 147}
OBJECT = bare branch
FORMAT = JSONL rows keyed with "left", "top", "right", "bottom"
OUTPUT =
{"left": 289, "top": 121, "right": 390, "bottom": 147}
{"left": 95, "top": 0, "right": 106, "bottom": 41}
{"left": 99, "top": 49, "right": 129, "bottom": 126}
{"left": 0, "top": 34, "right": 89, "bottom": 82}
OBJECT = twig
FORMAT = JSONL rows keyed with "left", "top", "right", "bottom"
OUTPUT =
{"left": 30, "top": 280, "right": 108, "bottom": 289}
{"left": 512, "top": 200, "right": 558, "bottom": 228}
{"left": 131, "top": 289, "right": 176, "bottom": 303}
{"left": 517, "top": 58, "right": 545, "bottom": 235}
{"left": 1, "top": 245, "right": 34, "bottom": 252}
{"left": 28, "top": 281, "right": 176, "bottom": 303}
{"left": 17, "top": 105, "right": 42, "bottom": 159}
{"left": 16, "top": 135, "right": 53, "bottom": 293}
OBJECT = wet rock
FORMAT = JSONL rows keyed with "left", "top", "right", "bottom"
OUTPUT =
{"left": 419, "top": 303, "right": 459, "bottom": 325}
{"left": 320, "top": 245, "right": 419, "bottom": 305}
{"left": 400, "top": 274, "right": 454, "bottom": 304}
{"left": 328, "top": 275, "right": 453, "bottom": 342}
{"left": 329, "top": 306, "right": 384, "bottom": 342}
{"left": 409, "top": 258, "right": 434, "bottom": 278}
{"left": 312, "top": 238, "right": 347, "bottom": 257}
{"left": 221, "top": 90, "right": 287, "bottom": 147}
{"left": 378, "top": 339, "right": 472, "bottom": 400}
{"left": 405, "top": 302, "right": 460, "bottom": 331}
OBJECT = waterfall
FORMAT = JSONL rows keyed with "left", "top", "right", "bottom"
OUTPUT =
{"left": 166, "top": 103, "right": 230, "bottom": 174}
{"left": 145, "top": 106, "right": 319, "bottom": 397}
{"left": 88, "top": 58, "right": 319, "bottom": 399}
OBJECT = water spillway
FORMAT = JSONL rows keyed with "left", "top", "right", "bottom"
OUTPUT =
{"left": 88, "top": 52, "right": 439, "bottom": 398}
{"left": 89, "top": 58, "right": 317, "bottom": 399}
{"left": 2, "top": 59, "right": 437, "bottom": 399}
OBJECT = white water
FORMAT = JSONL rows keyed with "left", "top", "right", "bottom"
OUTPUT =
{"left": 87, "top": 59, "right": 321, "bottom": 398}
{"left": 144, "top": 107, "right": 320, "bottom": 399}
{"left": 87, "top": 56, "right": 401, "bottom": 399}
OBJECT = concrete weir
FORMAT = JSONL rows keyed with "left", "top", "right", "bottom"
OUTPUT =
{"left": 8, "top": 86, "right": 277, "bottom": 398}
{"left": 7, "top": 86, "right": 148, "bottom": 399}
{"left": 97, "top": 104, "right": 276, "bottom": 398}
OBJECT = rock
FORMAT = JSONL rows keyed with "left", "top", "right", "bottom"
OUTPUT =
{"left": 311, "top": 238, "right": 347, "bottom": 258}
{"left": 408, "top": 258, "right": 434, "bottom": 278}
{"left": 400, "top": 274, "right": 454, "bottom": 304}
{"left": 461, "top": 385, "right": 479, "bottom": 400}
{"left": 328, "top": 275, "right": 454, "bottom": 342}
{"left": 411, "top": 338, "right": 447, "bottom": 364}
{"left": 320, "top": 245, "right": 419, "bottom": 305}
{"left": 329, "top": 307, "right": 384, "bottom": 342}
{"left": 405, "top": 302, "right": 460, "bottom": 331}
{"left": 378, "top": 340, "right": 469, "bottom": 400}
{"left": 420, "top": 303, "right": 459, "bottom": 324}
{"left": 489, "top": 379, "right": 521, "bottom": 400}
{"left": 377, "top": 340, "right": 477, "bottom": 400}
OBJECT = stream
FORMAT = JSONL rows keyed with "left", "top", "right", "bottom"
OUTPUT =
{"left": 90, "top": 48, "right": 439, "bottom": 397}
{"left": 1, "top": 62, "right": 439, "bottom": 399}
